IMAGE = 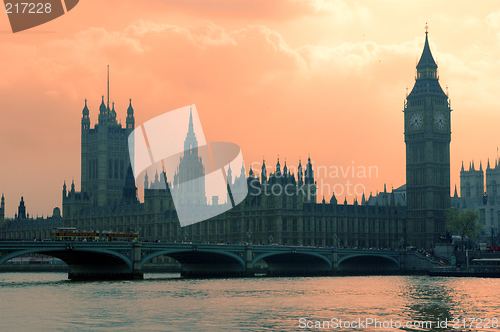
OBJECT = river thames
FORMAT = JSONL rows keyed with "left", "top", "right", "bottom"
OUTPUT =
{"left": 1, "top": 273, "right": 499, "bottom": 331}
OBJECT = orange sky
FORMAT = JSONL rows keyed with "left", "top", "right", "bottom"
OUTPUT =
{"left": 1, "top": 0, "right": 500, "bottom": 217}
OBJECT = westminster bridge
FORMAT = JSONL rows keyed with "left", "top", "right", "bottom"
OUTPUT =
{"left": 0, "top": 242, "right": 441, "bottom": 280}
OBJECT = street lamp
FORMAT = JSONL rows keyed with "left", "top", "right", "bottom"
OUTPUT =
{"left": 333, "top": 234, "right": 338, "bottom": 248}
{"left": 269, "top": 235, "right": 274, "bottom": 244}
{"left": 400, "top": 237, "right": 405, "bottom": 250}
{"left": 184, "top": 231, "right": 188, "bottom": 243}
{"left": 247, "top": 229, "right": 252, "bottom": 244}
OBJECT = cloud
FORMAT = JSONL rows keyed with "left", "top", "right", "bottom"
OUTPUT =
{"left": 486, "top": 11, "right": 500, "bottom": 29}
{"left": 154, "top": 0, "right": 318, "bottom": 21}
{"left": 311, "top": 0, "right": 372, "bottom": 25}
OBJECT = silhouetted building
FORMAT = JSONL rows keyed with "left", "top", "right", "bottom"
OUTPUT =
{"left": 4, "top": 32, "right": 464, "bottom": 249}
{"left": 63, "top": 68, "right": 138, "bottom": 219}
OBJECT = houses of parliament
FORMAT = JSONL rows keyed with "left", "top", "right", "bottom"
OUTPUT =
{"left": 0, "top": 31, "right": 464, "bottom": 249}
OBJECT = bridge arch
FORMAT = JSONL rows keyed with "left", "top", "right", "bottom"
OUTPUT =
{"left": 0, "top": 247, "right": 134, "bottom": 276}
{"left": 0, "top": 248, "right": 61, "bottom": 266}
{"left": 252, "top": 251, "right": 332, "bottom": 275}
{"left": 141, "top": 249, "right": 246, "bottom": 276}
{"left": 252, "top": 251, "right": 332, "bottom": 269}
{"left": 338, "top": 254, "right": 399, "bottom": 270}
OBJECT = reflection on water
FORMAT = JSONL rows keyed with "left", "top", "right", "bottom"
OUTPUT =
{"left": 1, "top": 273, "right": 499, "bottom": 331}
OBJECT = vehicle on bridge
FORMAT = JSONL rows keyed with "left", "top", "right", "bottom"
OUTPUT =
{"left": 51, "top": 228, "right": 138, "bottom": 242}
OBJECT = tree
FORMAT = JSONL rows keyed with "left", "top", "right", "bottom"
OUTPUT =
{"left": 446, "top": 209, "right": 483, "bottom": 250}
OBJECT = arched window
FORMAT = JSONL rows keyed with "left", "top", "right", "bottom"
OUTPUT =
{"left": 120, "top": 160, "right": 124, "bottom": 179}
{"left": 114, "top": 159, "right": 118, "bottom": 179}
{"left": 108, "top": 159, "right": 112, "bottom": 179}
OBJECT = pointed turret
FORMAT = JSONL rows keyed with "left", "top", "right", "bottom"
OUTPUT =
{"left": 81, "top": 99, "right": 90, "bottom": 130}
{"left": 126, "top": 99, "right": 135, "bottom": 130}
{"left": 261, "top": 158, "right": 267, "bottom": 183}
{"left": 330, "top": 191, "right": 337, "bottom": 204}
{"left": 99, "top": 95, "right": 106, "bottom": 113}
{"left": 305, "top": 156, "right": 314, "bottom": 185}
{"left": 487, "top": 159, "right": 491, "bottom": 170}
{"left": 154, "top": 170, "right": 159, "bottom": 188}
{"left": 361, "top": 191, "right": 366, "bottom": 205}
{"left": 454, "top": 185, "right": 458, "bottom": 198}
{"left": 82, "top": 99, "right": 89, "bottom": 116}
{"left": 110, "top": 101, "right": 117, "bottom": 123}
{"left": 275, "top": 157, "right": 281, "bottom": 176}
{"left": 18, "top": 196, "right": 26, "bottom": 220}
{"left": 240, "top": 161, "right": 245, "bottom": 178}
{"left": 461, "top": 161, "right": 464, "bottom": 172}
{"left": 298, "top": 159, "right": 303, "bottom": 183}
{"left": 98, "top": 95, "right": 108, "bottom": 125}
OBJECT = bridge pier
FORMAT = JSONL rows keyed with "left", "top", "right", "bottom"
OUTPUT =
{"left": 332, "top": 249, "right": 338, "bottom": 271}
{"left": 245, "top": 245, "right": 254, "bottom": 277}
{"left": 132, "top": 243, "right": 144, "bottom": 280}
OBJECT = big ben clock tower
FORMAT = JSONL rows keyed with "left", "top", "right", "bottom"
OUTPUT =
{"left": 405, "top": 29, "right": 451, "bottom": 249}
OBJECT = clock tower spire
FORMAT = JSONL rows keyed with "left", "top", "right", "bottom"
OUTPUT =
{"left": 404, "top": 28, "right": 451, "bottom": 249}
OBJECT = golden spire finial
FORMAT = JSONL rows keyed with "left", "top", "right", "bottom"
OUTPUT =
{"left": 425, "top": 22, "right": 429, "bottom": 33}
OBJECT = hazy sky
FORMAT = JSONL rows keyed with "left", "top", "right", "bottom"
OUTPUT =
{"left": 1, "top": 0, "right": 500, "bottom": 217}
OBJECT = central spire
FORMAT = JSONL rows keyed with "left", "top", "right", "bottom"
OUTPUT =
{"left": 184, "top": 105, "right": 199, "bottom": 153}
{"left": 188, "top": 106, "right": 194, "bottom": 134}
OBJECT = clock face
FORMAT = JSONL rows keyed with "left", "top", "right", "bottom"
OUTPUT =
{"left": 434, "top": 111, "right": 446, "bottom": 130}
{"left": 409, "top": 112, "right": 423, "bottom": 130}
